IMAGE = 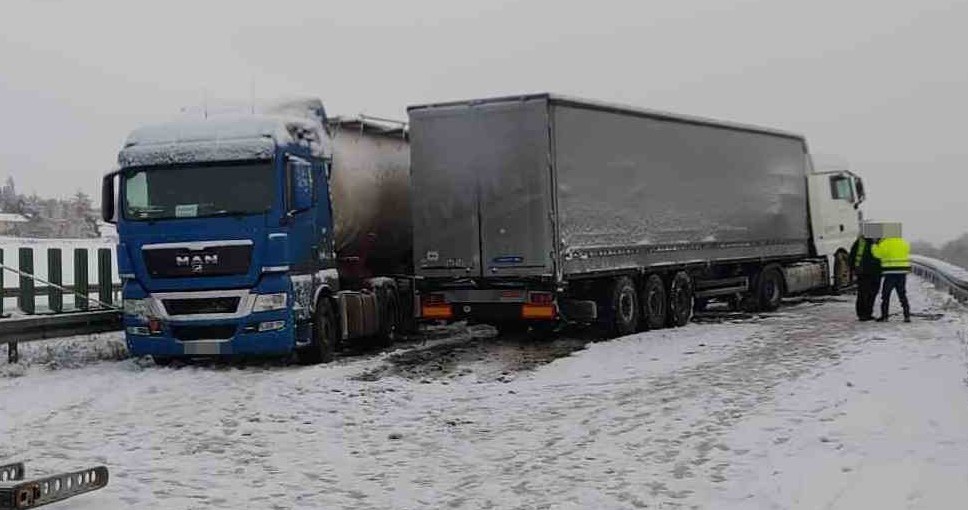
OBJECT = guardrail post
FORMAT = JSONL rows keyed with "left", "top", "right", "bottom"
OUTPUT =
{"left": 48, "top": 248, "right": 63, "bottom": 313}
{"left": 97, "top": 249, "right": 113, "bottom": 307}
{"left": 7, "top": 341, "right": 16, "bottom": 364}
{"left": 18, "top": 248, "right": 34, "bottom": 315}
{"left": 74, "top": 249, "right": 89, "bottom": 311}
{"left": 0, "top": 249, "right": 4, "bottom": 316}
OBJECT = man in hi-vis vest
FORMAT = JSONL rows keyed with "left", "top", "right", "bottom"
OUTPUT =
{"left": 872, "top": 226, "right": 911, "bottom": 322}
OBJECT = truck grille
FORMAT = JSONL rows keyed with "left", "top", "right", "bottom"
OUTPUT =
{"left": 170, "top": 324, "right": 237, "bottom": 341}
{"left": 143, "top": 244, "right": 252, "bottom": 278}
{"left": 163, "top": 297, "right": 241, "bottom": 316}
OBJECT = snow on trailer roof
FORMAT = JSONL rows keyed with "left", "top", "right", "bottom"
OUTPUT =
{"left": 407, "top": 93, "right": 806, "bottom": 142}
{"left": 329, "top": 115, "right": 409, "bottom": 140}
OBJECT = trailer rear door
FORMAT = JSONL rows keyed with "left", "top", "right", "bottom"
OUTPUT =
{"left": 410, "top": 98, "right": 554, "bottom": 279}
{"left": 410, "top": 106, "right": 482, "bottom": 278}
{"left": 477, "top": 99, "right": 553, "bottom": 278}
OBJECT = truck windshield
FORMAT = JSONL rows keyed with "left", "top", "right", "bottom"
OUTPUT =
{"left": 124, "top": 162, "right": 275, "bottom": 221}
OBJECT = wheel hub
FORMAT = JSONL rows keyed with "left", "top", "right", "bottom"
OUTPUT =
{"left": 620, "top": 291, "right": 634, "bottom": 321}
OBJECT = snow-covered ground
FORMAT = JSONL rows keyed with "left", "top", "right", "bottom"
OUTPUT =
{"left": 1, "top": 278, "right": 967, "bottom": 509}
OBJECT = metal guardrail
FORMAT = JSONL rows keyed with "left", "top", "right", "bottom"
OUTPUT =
{"left": 1, "top": 310, "right": 122, "bottom": 363}
{"left": 910, "top": 254, "right": 968, "bottom": 303}
{"left": 0, "top": 245, "right": 122, "bottom": 364}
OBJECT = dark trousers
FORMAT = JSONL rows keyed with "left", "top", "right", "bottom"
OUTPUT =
{"left": 855, "top": 273, "right": 881, "bottom": 319}
{"left": 880, "top": 273, "right": 910, "bottom": 319}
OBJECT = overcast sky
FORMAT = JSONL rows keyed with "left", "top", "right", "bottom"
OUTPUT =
{"left": 1, "top": 0, "right": 966, "bottom": 243}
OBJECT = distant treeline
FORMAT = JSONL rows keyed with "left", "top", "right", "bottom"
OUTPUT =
{"left": 912, "top": 235, "right": 968, "bottom": 270}
{"left": 0, "top": 176, "right": 100, "bottom": 238}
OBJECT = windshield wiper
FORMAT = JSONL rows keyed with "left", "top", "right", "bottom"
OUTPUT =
{"left": 208, "top": 210, "right": 259, "bottom": 218}
{"left": 129, "top": 206, "right": 165, "bottom": 219}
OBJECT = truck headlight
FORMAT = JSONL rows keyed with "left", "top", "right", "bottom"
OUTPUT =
{"left": 252, "top": 293, "right": 287, "bottom": 313}
{"left": 123, "top": 298, "right": 149, "bottom": 317}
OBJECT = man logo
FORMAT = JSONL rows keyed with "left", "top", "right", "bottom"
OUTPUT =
{"left": 176, "top": 253, "right": 219, "bottom": 273}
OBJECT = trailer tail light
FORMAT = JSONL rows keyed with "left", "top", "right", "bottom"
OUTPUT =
{"left": 522, "top": 304, "right": 555, "bottom": 319}
{"left": 421, "top": 293, "right": 452, "bottom": 320}
{"left": 424, "top": 293, "right": 447, "bottom": 305}
{"left": 528, "top": 292, "right": 554, "bottom": 305}
{"left": 522, "top": 292, "right": 556, "bottom": 319}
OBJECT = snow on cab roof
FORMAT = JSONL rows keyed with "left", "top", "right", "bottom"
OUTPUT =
{"left": 119, "top": 98, "right": 332, "bottom": 168}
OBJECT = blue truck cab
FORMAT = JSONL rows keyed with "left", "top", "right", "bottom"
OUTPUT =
{"left": 101, "top": 99, "right": 412, "bottom": 364}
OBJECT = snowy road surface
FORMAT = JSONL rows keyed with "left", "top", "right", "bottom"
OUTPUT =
{"left": 2, "top": 278, "right": 968, "bottom": 509}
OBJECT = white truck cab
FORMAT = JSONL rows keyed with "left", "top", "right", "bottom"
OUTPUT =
{"left": 808, "top": 167, "right": 866, "bottom": 287}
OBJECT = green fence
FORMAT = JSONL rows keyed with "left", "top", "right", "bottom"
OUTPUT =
{"left": 1, "top": 246, "right": 122, "bottom": 363}
{"left": 2, "top": 246, "right": 120, "bottom": 316}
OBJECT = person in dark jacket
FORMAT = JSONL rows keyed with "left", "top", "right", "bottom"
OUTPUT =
{"left": 848, "top": 234, "right": 881, "bottom": 321}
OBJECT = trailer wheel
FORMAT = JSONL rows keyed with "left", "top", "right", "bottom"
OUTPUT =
{"left": 607, "top": 276, "right": 639, "bottom": 337}
{"left": 641, "top": 274, "right": 667, "bottom": 330}
{"left": 667, "top": 271, "right": 694, "bottom": 328}
{"left": 298, "top": 298, "right": 338, "bottom": 365}
{"left": 833, "top": 250, "right": 851, "bottom": 290}
{"left": 755, "top": 265, "right": 784, "bottom": 312}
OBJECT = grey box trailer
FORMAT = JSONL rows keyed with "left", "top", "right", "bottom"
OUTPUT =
{"left": 409, "top": 94, "right": 864, "bottom": 335}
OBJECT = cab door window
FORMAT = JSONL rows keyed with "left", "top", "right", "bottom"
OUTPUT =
{"left": 829, "top": 176, "right": 855, "bottom": 202}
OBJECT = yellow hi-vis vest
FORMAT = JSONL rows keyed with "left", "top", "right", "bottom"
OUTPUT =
{"left": 872, "top": 237, "right": 910, "bottom": 272}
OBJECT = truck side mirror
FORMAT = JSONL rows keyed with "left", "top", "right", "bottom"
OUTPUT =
{"left": 101, "top": 172, "right": 119, "bottom": 224}
{"left": 285, "top": 156, "right": 314, "bottom": 216}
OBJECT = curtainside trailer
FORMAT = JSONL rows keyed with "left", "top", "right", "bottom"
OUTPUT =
{"left": 409, "top": 93, "right": 865, "bottom": 336}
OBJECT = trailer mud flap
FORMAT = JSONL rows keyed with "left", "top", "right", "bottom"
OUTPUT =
{"left": 559, "top": 299, "right": 598, "bottom": 321}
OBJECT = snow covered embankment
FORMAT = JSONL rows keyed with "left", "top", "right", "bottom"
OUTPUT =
{"left": 0, "top": 278, "right": 966, "bottom": 509}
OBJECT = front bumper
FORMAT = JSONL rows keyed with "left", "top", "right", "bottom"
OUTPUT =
{"left": 124, "top": 311, "right": 294, "bottom": 357}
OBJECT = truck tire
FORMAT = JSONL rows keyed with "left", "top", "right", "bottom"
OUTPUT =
{"left": 298, "top": 298, "right": 338, "bottom": 365}
{"left": 641, "top": 274, "right": 667, "bottom": 330}
{"left": 607, "top": 276, "right": 639, "bottom": 337}
{"left": 754, "top": 265, "right": 784, "bottom": 312}
{"left": 833, "top": 250, "right": 851, "bottom": 290}
{"left": 153, "top": 356, "right": 174, "bottom": 367}
{"left": 667, "top": 271, "right": 694, "bottom": 328}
